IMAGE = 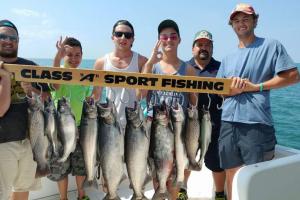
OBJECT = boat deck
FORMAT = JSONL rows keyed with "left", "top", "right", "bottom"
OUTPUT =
{"left": 30, "top": 165, "right": 214, "bottom": 200}
{"left": 29, "top": 145, "right": 300, "bottom": 200}
{"left": 35, "top": 189, "right": 210, "bottom": 200}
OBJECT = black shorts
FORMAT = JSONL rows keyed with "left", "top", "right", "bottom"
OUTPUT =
{"left": 204, "top": 125, "right": 224, "bottom": 172}
{"left": 218, "top": 121, "right": 277, "bottom": 169}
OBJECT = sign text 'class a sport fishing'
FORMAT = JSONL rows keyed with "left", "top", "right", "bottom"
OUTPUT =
{"left": 3, "top": 64, "right": 232, "bottom": 95}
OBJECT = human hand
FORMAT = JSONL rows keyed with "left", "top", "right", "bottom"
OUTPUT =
{"left": 243, "top": 78, "right": 260, "bottom": 92}
{"left": 147, "top": 40, "right": 162, "bottom": 65}
{"left": 0, "top": 61, "right": 11, "bottom": 78}
{"left": 55, "top": 36, "right": 71, "bottom": 60}
{"left": 40, "top": 92, "right": 51, "bottom": 102}
{"left": 20, "top": 82, "right": 33, "bottom": 95}
{"left": 85, "top": 95, "right": 96, "bottom": 104}
{"left": 229, "top": 77, "right": 246, "bottom": 96}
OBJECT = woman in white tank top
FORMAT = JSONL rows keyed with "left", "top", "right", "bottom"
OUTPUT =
{"left": 91, "top": 20, "right": 148, "bottom": 129}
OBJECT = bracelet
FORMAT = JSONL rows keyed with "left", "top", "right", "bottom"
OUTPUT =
{"left": 259, "top": 83, "right": 264, "bottom": 92}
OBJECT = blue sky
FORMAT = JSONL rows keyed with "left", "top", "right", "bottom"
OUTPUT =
{"left": 1, "top": 0, "right": 300, "bottom": 63}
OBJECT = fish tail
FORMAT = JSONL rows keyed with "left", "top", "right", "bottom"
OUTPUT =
{"left": 151, "top": 190, "right": 171, "bottom": 200}
{"left": 188, "top": 162, "right": 202, "bottom": 171}
{"left": 83, "top": 178, "right": 98, "bottom": 189}
{"left": 35, "top": 164, "right": 50, "bottom": 178}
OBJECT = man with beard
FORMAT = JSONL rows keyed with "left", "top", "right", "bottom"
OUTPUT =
{"left": 0, "top": 19, "right": 48, "bottom": 200}
{"left": 187, "top": 30, "right": 226, "bottom": 200}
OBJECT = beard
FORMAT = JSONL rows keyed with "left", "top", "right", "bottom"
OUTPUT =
{"left": 198, "top": 50, "right": 209, "bottom": 60}
{"left": 0, "top": 49, "right": 18, "bottom": 58}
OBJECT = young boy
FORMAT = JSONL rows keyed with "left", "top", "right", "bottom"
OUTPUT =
{"left": 47, "top": 37, "right": 91, "bottom": 200}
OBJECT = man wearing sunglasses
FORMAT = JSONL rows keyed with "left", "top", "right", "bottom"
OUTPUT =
{"left": 92, "top": 20, "right": 147, "bottom": 130}
{"left": 0, "top": 19, "right": 50, "bottom": 200}
{"left": 91, "top": 20, "right": 147, "bottom": 197}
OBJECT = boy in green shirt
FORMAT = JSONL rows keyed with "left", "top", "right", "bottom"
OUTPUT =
{"left": 47, "top": 37, "right": 90, "bottom": 200}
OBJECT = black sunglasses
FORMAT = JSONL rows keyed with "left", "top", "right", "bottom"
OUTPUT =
{"left": 114, "top": 31, "right": 134, "bottom": 39}
{"left": 0, "top": 33, "right": 18, "bottom": 42}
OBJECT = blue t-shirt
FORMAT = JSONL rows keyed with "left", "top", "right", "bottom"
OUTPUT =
{"left": 147, "top": 61, "right": 189, "bottom": 117}
{"left": 217, "top": 37, "right": 296, "bottom": 126}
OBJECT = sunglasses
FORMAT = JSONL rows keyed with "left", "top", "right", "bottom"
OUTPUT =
{"left": 0, "top": 33, "right": 18, "bottom": 42}
{"left": 114, "top": 31, "right": 134, "bottom": 39}
{"left": 159, "top": 33, "right": 178, "bottom": 41}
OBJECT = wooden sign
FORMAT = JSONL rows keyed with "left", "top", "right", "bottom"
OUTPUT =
{"left": 3, "top": 64, "right": 232, "bottom": 95}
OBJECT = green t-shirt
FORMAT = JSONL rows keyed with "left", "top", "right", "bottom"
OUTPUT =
{"left": 51, "top": 84, "right": 91, "bottom": 126}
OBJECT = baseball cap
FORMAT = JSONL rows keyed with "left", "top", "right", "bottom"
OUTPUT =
{"left": 0, "top": 20, "right": 18, "bottom": 35}
{"left": 229, "top": 3, "right": 256, "bottom": 20}
{"left": 158, "top": 19, "right": 180, "bottom": 36}
{"left": 193, "top": 30, "right": 213, "bottom": 43}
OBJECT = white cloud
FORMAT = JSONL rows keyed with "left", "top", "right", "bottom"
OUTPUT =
{"left": 41, "top": 19, "right": 51, "bottom": 26}
{"left": 22, "top": 29, "right": 61, "bottom": 40}
{"left": 10, "top": 8, "right": 62, "bottom": 40}
{"left": 11, "top": 8, "right": 41, "bottom": 17}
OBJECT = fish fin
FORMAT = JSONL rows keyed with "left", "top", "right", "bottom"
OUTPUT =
{"left": 168, "top": 120, "right": 174, "bottom": 133}
{"left": 143, "top": 173, "right": 153, "bottom": 189}
{"left": 83, "top": 177, "right": 98, "bottom": 190}
{"left": 35, "top": 164, "right": 50, "bottom": 178}
{"left": 131, "top": 194, "right": 149, "bottom": 200}
{"left": 142, "top": 123, "right": 151, "bottom": 140}
{"left": 120, "top": 172, "right": 127, "bottom": 184}
{"left": 103, "top": 194, "right": 121, "bottom": 200}
{"left": 115, "top": 120, "right": 123, "bottom": 135}
{"left": 147, "top": 158, "right": 156, "bottom": 177}
{"left": 151, "top": 191, "right": 171, "bottom": 200}
{"left": 175, "top": 181, "right": 185, "bottom": 188}
{"left": 188, "top": 162, "right": 202, "bottom": 171}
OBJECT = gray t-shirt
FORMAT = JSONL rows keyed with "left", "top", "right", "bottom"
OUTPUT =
{"left": 147, "top": 61, "right": 189, "bottom": 117}
{"left": 217, "top": 37, "right": 296, "bottom": 126}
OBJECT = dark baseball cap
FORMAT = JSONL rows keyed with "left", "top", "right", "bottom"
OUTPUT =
{"left": 0, "top": 20, "right": 18, "bottom": 35}
{"left": 158, "top": 19, "right": 180, "bottom": 36}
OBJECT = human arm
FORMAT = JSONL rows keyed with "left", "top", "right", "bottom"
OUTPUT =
{"left": 216, "top": 77, "right": 247, "bottom": 99}
{"left": 138, "top": 54, "right": 148, "bottom": 73}
{"left": 243, "top": 41, "right": 300, "bottom": 92}
{"left": 244, "top": 68, "right": 300, "bottom": 92}
{"left": 51, "top": 36, "right": 69, "bottom": 90}
{"left": 186, "top": 64, "right": 198, "bottom": 106}
{"left": 0, "top": 61, "right": 11, "bottom": 117}
{"left": 141, "top": 40, "right": 162, "bottom": 74}
{"left": 136, "top": 55, "right": 148, "bottom": 99}
{"left": 20, "top": 82, "right": 44, "bottom": 96}
{"left": 140, "top": 41, "right": 162, "bottom": 98}
{"left": 90, "top": 57, "right": 105, "bottom": 101}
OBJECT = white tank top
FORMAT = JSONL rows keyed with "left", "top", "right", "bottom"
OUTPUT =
{"left": 103, "top": 51, "right": 139, "bottom": 129}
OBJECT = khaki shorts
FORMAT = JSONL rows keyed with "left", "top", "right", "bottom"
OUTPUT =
{"left": 0, "top": 139, "right": 41, "bottom": 199}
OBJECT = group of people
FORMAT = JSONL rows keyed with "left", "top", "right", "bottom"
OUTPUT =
{"left": 0, "top": 2, "right": 299, "bottom": 200}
